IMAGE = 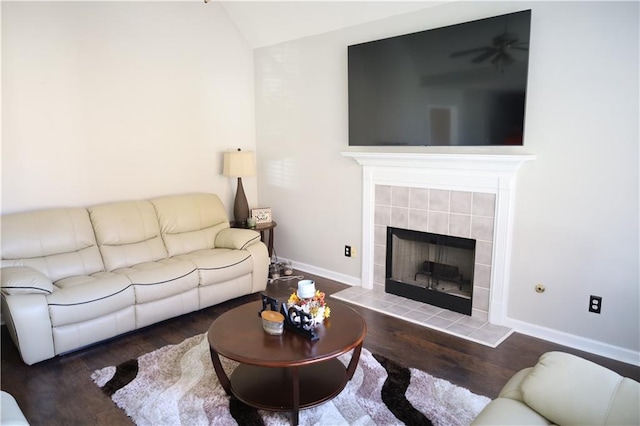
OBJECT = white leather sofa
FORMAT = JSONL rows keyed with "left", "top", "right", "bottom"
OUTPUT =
{"left": 472, "top": 351, "right": 640, "bottom": 425}
{"left": 0, "top": 193, "right": 269, "bottom": 365}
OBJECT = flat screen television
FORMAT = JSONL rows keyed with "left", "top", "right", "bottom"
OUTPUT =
{"left": 348, "top": 10, "right": 531, "bottom": 147}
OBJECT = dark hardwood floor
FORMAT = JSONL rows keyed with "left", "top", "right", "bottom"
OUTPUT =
{"left": 2, "top": 270, "right": 639, "bottom": 425}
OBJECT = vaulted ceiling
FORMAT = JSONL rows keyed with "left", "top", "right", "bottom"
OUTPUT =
{"left": 218, "top": 1, "right": 446, "bottom": 48}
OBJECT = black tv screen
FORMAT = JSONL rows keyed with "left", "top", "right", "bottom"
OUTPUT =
{"left": 348, "top": 10, "right": 531, "bottom": 147}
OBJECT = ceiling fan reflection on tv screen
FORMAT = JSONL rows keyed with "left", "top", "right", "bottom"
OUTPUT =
{"left": 348, "top": 10, "right": 531, "bottom": 147}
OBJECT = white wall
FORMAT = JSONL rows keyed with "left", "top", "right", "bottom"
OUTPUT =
{"left": 254, "top": 1, "right": 639, "bottom": 363}
{"left": 1, "top": 2, "right": 257, "bottom": 215}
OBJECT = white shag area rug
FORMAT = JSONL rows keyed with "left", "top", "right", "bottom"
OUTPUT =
{"left": 92, "top": 333, "right": 490, "bottom": 425}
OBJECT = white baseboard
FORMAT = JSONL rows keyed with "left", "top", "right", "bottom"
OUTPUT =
{"left": 279, "top": 258, "right": 361, "bottom": 287}
{"left": 504, "top": 317, "right": 640, "bottom": 367}
{"left": 281, "top": 259, "right": 640, "bottom": 367}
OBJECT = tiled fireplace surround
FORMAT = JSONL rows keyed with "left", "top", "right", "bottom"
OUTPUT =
{"left": 374, "top": 185, "right": 495, "bottom": 321}
{"left": 342, "top": 152, "right": 534, "bottom": 326}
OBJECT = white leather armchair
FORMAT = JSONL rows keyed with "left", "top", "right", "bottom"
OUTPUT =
{"left": 472, "top": 351, "right": 640, "bottom": 425}
{"left": 1, "top": 391, "right": 29, "bottom": 425}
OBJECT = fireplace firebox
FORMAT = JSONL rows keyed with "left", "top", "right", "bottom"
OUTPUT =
{"left": 386, "top": 227, "right": 475, "bottom": 315}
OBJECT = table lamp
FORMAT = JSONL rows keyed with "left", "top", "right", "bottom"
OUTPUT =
{"left": 223, "top": 148, "right": 256, "bottom": 226}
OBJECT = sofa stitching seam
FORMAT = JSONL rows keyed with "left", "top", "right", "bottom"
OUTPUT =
{"left": 602, "top": 377, "right": 624, "bottom": 424}
{"left": 240, "top": 235, "right": 261, "bottom": 250}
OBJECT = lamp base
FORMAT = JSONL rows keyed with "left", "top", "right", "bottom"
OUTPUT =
{"left": 234, "top": 177, "right": 250, "bottom": 226}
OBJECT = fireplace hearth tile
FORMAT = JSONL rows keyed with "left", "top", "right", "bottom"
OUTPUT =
{"left": 367, "top": 299, "right": 394, "bottom": 310}
{"left": 436, "top": 310, "right": 464, "bottom": 322}
{"left": 470, "top": 326, "right": 510, "bottom": 347}
{"left": 424, "top": 316, "right": 454, "bottom": 329}
{"left": 399, "top": 299, "right": 423, "bottom": 309}
{"left": 378, "top": 293, "right": 404, "bottom": 303}
{"left": 411, "top": 310, "right": 436, "bottom": 322}
{"left": 386, "top": 304, "right": 413, "bottom": 316}
{"left": 478, "top": 323, "right": 511, "bottom": 334}
{"left": 416, "top": 304, "right": 443, "bottom": 315}
{"left": 331, "top": 286, "right": 513, "bottom": 348}
{"left": 457, "top": 315, "right": 487, "bottom": 328}
{"left": 447, "top": 322, "right": 477, "bottom": 336}
{"left": 335, "top": 286, "right": 369, "bottom": 298}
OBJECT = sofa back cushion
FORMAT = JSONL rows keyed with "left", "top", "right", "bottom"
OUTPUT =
{"left": 151, "top": 193, "right": 229, "bottom": 257}
{"left": 89, "top": 200, "right": 169, "bottom": 271}
{"left": 0, "top": 208, "right": 104, "bottom": 282}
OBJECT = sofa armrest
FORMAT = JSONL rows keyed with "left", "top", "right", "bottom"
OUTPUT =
{"left": 244, "top": 241, "right": 269, "bottom": 293}
{"left": 215, "top": 228, "right": 262, "bottom": 251}
{"left": 498, "top": 367, "right": 533, "bottom": 401}
{"left": 1, "top": 266, "right": 54, "bottom": 295}
{"left": 1, "top": 293, "right": 55, "bottom": 365}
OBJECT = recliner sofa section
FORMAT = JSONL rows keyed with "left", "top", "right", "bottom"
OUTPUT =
{"left": 472, "top": 351, "right": 640, "bottom": 425}
{"left": 0, "top": 193, "right": 269, "bottom": 365}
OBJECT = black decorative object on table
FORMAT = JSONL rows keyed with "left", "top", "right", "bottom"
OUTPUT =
{"left": 259, "top": 294, "right": 279, "bottom": 314}
{"left": 258, "top": 294, "right": 319, "bottom": 341}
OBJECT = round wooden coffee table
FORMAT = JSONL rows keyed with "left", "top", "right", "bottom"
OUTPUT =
{"left": 207, "top": 300, "right": 366, "bottom": 425}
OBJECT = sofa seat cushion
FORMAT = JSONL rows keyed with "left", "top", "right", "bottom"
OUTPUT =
{"left": 175, "top": 248, "right": 254, "bottom": 285}
{"left": 46, "top": 273, "right": 134, "bottom": 327}
{"left": 114, "top": 258, "right": 199, "bottom": 304}
{"left": 54, "top": 271, "right": 115, "bottom": 289}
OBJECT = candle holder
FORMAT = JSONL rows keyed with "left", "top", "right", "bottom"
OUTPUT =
{"left": 259, "top": 294, "right": 320, "bottom": 341}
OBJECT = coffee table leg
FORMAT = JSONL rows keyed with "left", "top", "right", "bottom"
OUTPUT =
{"left": 346, "top": 342, "right": 364, "bottom": 380}
{"left": 291, "top": 366, "right": 300, "bottom": 425}
{"left": 209, "top": 347, "right": 232, "bottom": 395}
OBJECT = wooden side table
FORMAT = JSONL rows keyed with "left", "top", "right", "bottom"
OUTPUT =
{"left": 254, "top": 221, "right": 276, "bottom": 259}
{"left": 232, "top": 221, "right": 277, "bottom": 258}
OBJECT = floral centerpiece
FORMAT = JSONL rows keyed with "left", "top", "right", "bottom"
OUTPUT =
{"left": 287, "top": 290, "right": 331, "bottom": 326}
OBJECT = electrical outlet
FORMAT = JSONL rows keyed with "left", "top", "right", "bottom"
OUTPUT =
{"left": 589, "top": 295, "right": 602, "bottom": 314}
{"left": 344, "top": 245, "right": 351, "bottom": 257}
{"left": 351, "top": 247, "right": 357, "bottom": 257}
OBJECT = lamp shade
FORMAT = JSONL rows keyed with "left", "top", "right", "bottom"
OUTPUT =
{"left": 223, "top": 150, "right": 256, "bottom": 177}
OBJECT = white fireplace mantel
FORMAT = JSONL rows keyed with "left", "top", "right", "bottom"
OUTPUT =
{"left": 342, "top": 151, "right": 535, "bottom": 325}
